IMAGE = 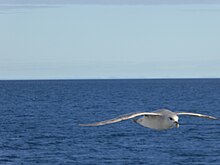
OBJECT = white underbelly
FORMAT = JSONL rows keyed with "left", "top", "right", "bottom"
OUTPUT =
{"left": 136, "top": 116, "right": 172, "bottom": 130}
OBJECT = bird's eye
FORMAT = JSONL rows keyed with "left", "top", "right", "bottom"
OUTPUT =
{"left": 169, "top": 117, "right": 173, "bottom": 120}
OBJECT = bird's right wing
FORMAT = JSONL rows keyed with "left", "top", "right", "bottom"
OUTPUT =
{"left": 176, "top": 112, "right": 218, "bottom": 120}
{"left": 79, "top": 112, "right": 162, "bottom": 126}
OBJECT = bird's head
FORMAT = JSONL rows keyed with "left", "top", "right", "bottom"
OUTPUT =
{"left": 167, "top": 115, "right": 179, "bottom": 128}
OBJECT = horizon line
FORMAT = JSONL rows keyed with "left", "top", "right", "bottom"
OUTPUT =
{"left": 0, "top": 77, "right": 220, "bottom": 81}
{"left": 0, "top": 0, "right": 220, "bottom": 6}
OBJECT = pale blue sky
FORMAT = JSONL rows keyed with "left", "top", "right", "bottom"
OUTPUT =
{"left": 0, "top": 1, "right": 220, "bottom": 79}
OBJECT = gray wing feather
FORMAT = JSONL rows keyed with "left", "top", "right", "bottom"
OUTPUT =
{"left": 79, "top": 112, "right": 162, "bottom": 126}
{"left": 176, "top": 112, "right": 218, "bottom": 120}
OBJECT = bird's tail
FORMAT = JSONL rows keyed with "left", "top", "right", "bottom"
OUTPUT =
{"left": 132, "top": 118, "right": 138, "bottom": 123}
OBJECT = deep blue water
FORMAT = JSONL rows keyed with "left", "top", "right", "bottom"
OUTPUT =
{"left": 0, "top": 79, "right": 220, "bottom": 165}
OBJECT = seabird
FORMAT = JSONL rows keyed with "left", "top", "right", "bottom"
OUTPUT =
{"left": 79, "top": 109, "right": 218, "bottom": 130}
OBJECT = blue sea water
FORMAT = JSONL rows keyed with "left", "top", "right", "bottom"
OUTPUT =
{"left": 0, "top": 79, "right": 220, "bottom": 165}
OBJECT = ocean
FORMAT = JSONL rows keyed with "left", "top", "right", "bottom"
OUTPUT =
{"left": 0, "top": 79, "right": 219, "bottom": 164}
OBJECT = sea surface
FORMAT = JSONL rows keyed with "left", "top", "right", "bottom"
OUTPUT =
{"left": 0, "top": 79, "right": 220, "bottom": 165}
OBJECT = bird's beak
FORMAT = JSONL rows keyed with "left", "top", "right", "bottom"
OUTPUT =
{"left": 174, "top": 121, "right": 179, "bottom": 128}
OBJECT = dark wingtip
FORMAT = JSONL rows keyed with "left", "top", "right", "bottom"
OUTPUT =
{"left": 78, "top": 123, "right": 90, "bottom": 126}
{"left": 207, "top": 116, "right": 219, "bottom": 120}
{"left": 78, "top": 123, "right": 101, "bottom": 126}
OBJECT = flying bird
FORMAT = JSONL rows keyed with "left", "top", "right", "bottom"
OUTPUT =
{"left": 79, "top": 109, "right": 218, "bottom": 130}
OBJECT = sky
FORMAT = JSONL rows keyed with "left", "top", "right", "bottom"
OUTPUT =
{"left": 0, "top": 0, "right": 220, "bottom": 79}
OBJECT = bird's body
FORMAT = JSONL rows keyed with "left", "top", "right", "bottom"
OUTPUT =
{"left": 133, "top": 109, "right": 179, "bottom": 130}
{"left": 79, "top": 109, "right": 218, "bottom": 131}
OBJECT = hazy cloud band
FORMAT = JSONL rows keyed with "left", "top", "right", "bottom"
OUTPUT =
{"left": 0, "top": 0, "right": 220, "bottom": 5}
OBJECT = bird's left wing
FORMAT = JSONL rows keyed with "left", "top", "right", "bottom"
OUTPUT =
{"left": 176, "top": 112, "right": 218, "bottom": 120}
{"left": 79, "top": 112, "right": 162, "bottom": 126}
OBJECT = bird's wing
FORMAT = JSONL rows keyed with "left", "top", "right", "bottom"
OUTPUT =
{"left": 176, "top": 112, "right": 218, "bottom": 120}
{"left": 79, "top": 112, "right": 162, "bottom": 126}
